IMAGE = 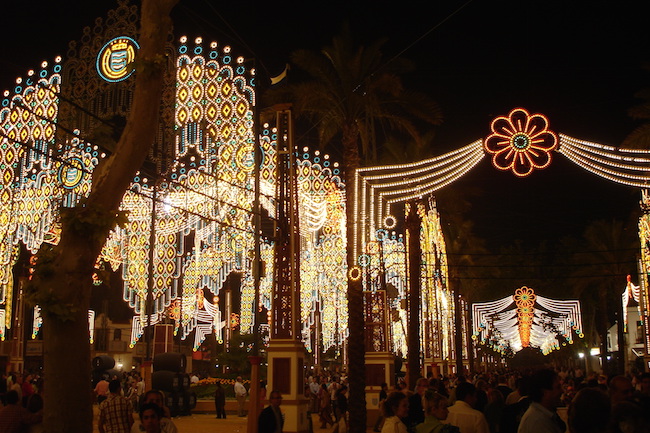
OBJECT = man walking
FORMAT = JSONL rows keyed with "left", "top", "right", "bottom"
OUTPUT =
{"left": 98, "top": 379, "right": 134, "bottom": 433}
{"left": 234, "top": 376, "right": 248, "bottom": 417}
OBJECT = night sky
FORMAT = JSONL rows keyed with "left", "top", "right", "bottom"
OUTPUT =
{"left": 2, "top": 0, "right": 648, "bottom": 260}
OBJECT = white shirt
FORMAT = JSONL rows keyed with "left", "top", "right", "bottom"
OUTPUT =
{"left": 234, "top": 381, "right": 247, "bottom": 397}
{"left": 381, "top": 416, "right": 408, "bottom": 433}
{"left": 445, "top": 400, "right": 489, "bottom": 433}
{"left": 517, "top": 402, "right": 564, "bottom": 433}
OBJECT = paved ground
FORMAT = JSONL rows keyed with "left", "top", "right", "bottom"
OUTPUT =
{"left": 92, "top": 407, "right": 377, "bottom": 433}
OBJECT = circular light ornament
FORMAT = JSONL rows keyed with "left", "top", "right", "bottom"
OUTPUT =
{"left": 383, "top": 215, "right": 397, "bottom": 229}
{"left": 358, "top": 254, "right": 371, "bottom": 268}
{"left": 484, "top": 107, "right": 558, "bottom": 177}
{"left": 96, "top": 36, "right": 140, "bottom": 82}
{"left": 348, "top": 266, "right": 362, "bottom": 281}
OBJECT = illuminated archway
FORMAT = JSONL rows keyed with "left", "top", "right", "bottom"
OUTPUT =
{"left": 472, "top": 286, "right": 583, "bottom": 355}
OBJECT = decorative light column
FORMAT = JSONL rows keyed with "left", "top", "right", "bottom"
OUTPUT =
{"left": 267, "top": 108, "right": 309, "bottom": 433}
{"left": 638, "top": 190, "right": 650, "bottom": 371}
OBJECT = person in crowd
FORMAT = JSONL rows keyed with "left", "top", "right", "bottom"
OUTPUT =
{"left": 609, "top": 400, "right": 647, "bottom": 433}
{"left": 309, "top": 376, "right": 320, "bottom": 414}
{"left": 500, "top": 375, "right": 531, "bottom": 433}
{"left": 127, "top": 381, "right": 139, "bottom": 412}
{"left": 131, "top": 390, "right": 177, "bottom": 433}
{"left": 483, "top": 387, "right": 504, "bottom": 433}
{"left": 95, "top": 376, "right": 110, "bottom": 405}
{"left": 609, "top": 375, "right": 634, "bottom": 405}
{"left": 138, "top": 403, "right": 164, "bottom": 433}
{"left": 258, "top": 390, "right": 283, "bottom": 433}
{"left": 9, "top": 375, "right": 21, "bottom": 403}
{"left": 98, "top": 379, "right": 134, "bottom": 433}
{"left": 406, "top": 378, "right": 429, "bottom": 432}
{"left": 381, "top": 391, "right": 409, "bottom": 433}
{"left": 505, "top": 377, "right": 523, "bottom": 405}
{"left": 334, "top": 385, "right": 348, "bottom": 424}
{"left": 373, "top": 382, "right": 389, "bottom": 432}
{"left": 329, "top": 377, "right": 340, "bottom": 417}
{"left": 0, "top": 390, "right": 42, "bottom": 433}
{"left": 496, "top": 375, "right": 513, "bottom": 402}
{"left": 318, "top": 383, "right": 334, "bottom": 428}
{"left": 445, "top": 382, "right": 489, "bottom": 433}
{"left": 214, "top": 381, "right": 226, "bottom": 419}
{"left": 517, "top": 369, "right": 564, "bottom": 433}
{"left": 21, "top": 375, "right": 34, "bottom": 408}
{"left": 234, "top": 376, "right": 248, "bottom": 417}
{"left": 567, "top": 387, "right": 610, "bottom": 433}
{"left": 259, "top": 380, "right": 267, "bottom": 416}
{"left": 416, "top": 389, "right": 459, "bottom": 433}
{"left": 634, "top": 372, "right": 650, "bottom": 423}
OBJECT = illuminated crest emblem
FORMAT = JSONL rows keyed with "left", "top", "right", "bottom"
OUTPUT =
{"left": 58, "top": 157, "right": 85, "bottom": 189}
{"left": 96, "top": 36, "right": 140, "bottom": 82}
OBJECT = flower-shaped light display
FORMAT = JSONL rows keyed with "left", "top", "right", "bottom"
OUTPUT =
{"left": 514, "top": 286, "right": 537, "bottom": 347}
{"left": 485, "top": 108, "right": 558, "bottom": 177}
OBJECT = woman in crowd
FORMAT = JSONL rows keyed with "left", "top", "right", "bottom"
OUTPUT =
{"left": 381, "top": 391, "right": 409, "bottom": 433}
{"left": 318, "top": 383, "right": 334, "bottom": 428}
{"left": 416, "top": 390, "right": 459, "bottom": 433}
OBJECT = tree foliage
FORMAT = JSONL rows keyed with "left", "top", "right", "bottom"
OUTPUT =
{"left": 265, "top": 25, "right": 442, "bottom": 432}
{"left": 27, "top": 1, "right": 179, "bottom": 431}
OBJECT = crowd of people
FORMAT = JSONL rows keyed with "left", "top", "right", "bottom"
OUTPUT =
{"left": 0, "top": 372, "right": 43, "bottom": 432}
{"left": 3, "top": 367, "right": 650, "bottom": 433}
{"left": 94, "top": 375, "right": 180, "bottom": 433}
{"left": 375, "top": 368, "right": 650, "bottom": 433}
{"left": 305, "top": 374, "right": 350, "bottom": 431}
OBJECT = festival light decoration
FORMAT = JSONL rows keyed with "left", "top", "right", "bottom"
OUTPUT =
{"left": 514, "top": 287, "right": 536, "bottom": 347}
{"left": 484, "top": 107, "right": 558, "bottom": 177}
{"left": 558, "top": 135, "right": 650, "bottom": 188}
{"left": 622, "top": 275, "right": 641, "bottom": 333}
{"left": 0, "top": 0, "right": 648, "bottom": 366}
{"left": 32, "top": 307, "right": 96, "bottom": 342}
{"left": 472, "top": 287, "right": 582, "bottom": 355}
{"left": 638, "top": 191, "right": 650, "bottom": 351}
{"left": 418, "top": 200, "right": 454, "bottom": 361}
{"left": 96, "top": 36, "right": 139, "bottom": 83}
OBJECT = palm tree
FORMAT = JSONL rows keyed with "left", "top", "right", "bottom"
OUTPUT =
{"left": 624, "top": 64, "right": 650, "bottom": 149}
{"left": 567, "top": 218, "right": 640, "bottom": 374}
{"left": 267, "top": 26, "right": 442, "bottom": 432}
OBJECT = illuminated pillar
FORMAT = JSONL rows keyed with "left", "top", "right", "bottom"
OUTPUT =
{"left": 639, "top": 191, "right": 650, "bottom": 372}
{"left": 267, "top": 109, "right": 308, "bottom": 433}
{"left": 364, "top": 289, "right": 394, "bottom": 417}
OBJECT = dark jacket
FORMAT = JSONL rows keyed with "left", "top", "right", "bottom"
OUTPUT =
{"left": 258, "top": 404, "right": 283, "bottom": 433}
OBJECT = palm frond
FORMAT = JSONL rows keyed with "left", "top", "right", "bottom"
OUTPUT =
{"left": 622, "top": 123, "right": 650, "bottom": 149}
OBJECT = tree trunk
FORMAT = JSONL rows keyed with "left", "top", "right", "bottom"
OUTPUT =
{"left": 616, "top": 294, "right": 626, "bottom": 375}
{"left": 30, "top": 1, "right": 178, "bottom": 431}
{"left": 453, "top": 285, "right": 464, "bottom": 376}
{"left": 405, "top": 202, "right": 422, "bottom": 388}
{"left": 343, "top": 124, "right": 366, "bottom": 433}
